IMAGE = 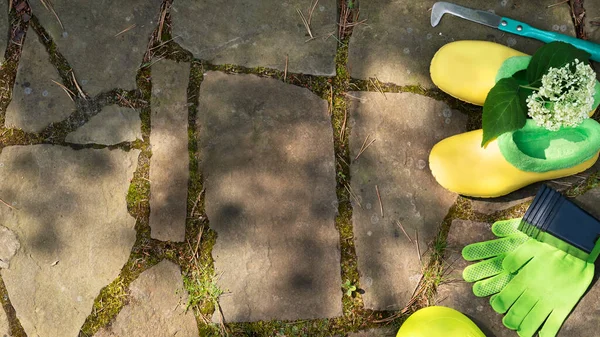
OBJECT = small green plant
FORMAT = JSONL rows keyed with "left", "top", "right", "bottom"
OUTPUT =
{"left": 342, "top": 279, "right": 357, "bottom": 297}
{"left": 183, "top": 266, "right": 224, "bottom": 316}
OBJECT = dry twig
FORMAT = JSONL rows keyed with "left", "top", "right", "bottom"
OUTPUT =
{"left": 39, "top": 0, "right": 64, "bottom": 30}
{"left": 297, "top": 8, "right": 313, "bottom": 39}
{"left": 354, "top": 134, "right": 376, "bottom": 161}
{"left": 415, "top": 229, "right": 422, "bottom": 264}
{"left": 396, "top": 220, "right": 412, "bottom": 242}
{"left": 308, "top": 0, "right": 319, "bottom": 25}
{"left": 375, "top": 185, "right": 383, "bottom": 217}
{"left": 193, "top": 226, "right": 204, "bottom": 258}
{"left": 284, "top": 54, "right": 288, "bottom": 82}
{"left": 150, "top": 35, "right": 181, "bottom": 51}
{"left": 345, "top": 184, "right": 362, "bottom": 208}
{"left": 70, "top": 71, "right": 87, "bottom": 99}
{"left": 344, "top": 92, "right": 362, "bottom": 100}
{"left": 0, "top": 197, "right": 15, "bottom": 210}
{"left": 339, "top": 106, "right": 347, "bottom": 140}
{"left": 115, "top": 24, "right": 137, "bottom": 37}
{"left": 190, "top": 188, "right": 205, "bottom": 217}
{"left": 547, "top": 0, "right": 568, "bottom": 8}
{"left": 216, "top": 302, "right": 229, "bottom": 336}
{"left": 328, "top": 83, "right": 333, "bottom": 115}
{"left": 116, "top": 93, "right": 136, "bottom": 111}
{"left": 157, "top": 2, "right": 168, "bottom": 41}
{"left": 370, "top": 77, "right": 386, "bottom": 99}
{"left": 51, "top": 79, "right": 75, "bottom": 102}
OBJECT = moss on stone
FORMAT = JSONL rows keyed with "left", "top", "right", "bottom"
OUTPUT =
{"left": 0, "top": 275, "right": 26, "bottom": 337}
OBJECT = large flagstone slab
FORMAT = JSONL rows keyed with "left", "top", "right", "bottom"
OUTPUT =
{"left": 348, "top": 91, "right": 466, "bottom": 310}
{"left": 0, "top": 145, "right": 139, "bottom": 337}
{"left": 65, "top": 105, "right": 142, "bottom": 145}
{"left": 29, "top": 0, "right": 161, "bottom": 95}
{"left": 172, "top": 0, "right": 337, "bottom": 75}
{"left": 5, "top": 32, "right": 74, "bottom": 132}
{"left": 198, "top": 72, "right": 342, "bottom": 322}
{"left": 149, "top": 60, "right": 190, "bottom": 242}
{"left": 94, "top": 260, "right": 198, "bottom": 337}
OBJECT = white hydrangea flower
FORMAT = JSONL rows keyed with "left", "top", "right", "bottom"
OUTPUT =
{"left": 526, "top": 59, "right": 596, "bottom": 131}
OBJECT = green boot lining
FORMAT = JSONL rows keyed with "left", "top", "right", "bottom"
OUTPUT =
{"left": 498, "top": 119, "right": 600, "bottom": 173}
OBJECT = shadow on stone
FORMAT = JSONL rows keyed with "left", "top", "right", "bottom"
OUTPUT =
{"left": 198, "top": 71, "right": 342, "bottom": 322}
{"left": 0, "top": 145, "right": 139, "bottom": 337}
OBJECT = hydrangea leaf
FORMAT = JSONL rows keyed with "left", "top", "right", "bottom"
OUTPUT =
{"left": 526, "top": 42, "right": 590, "bottom": 87}
{"left": 512, "top": 69, "right": 534, "bottom": 108}
{"left": 482, "top": 77, "right": 527, "bottom": 147}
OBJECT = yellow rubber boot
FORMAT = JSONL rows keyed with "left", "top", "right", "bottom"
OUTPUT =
{"left": 430, "top": 40, "right": 599, "bottom": 117}
{"left": 429, "top": 125, "right": 600, "bottom": 198}
{"left": 430, "top": 40, "right": 526, "bottom": 106}
{"left": 429, "top": 41, "right": 600, "bottom": 198}
{"left": 395, "top": 306, "right": 485, "bottom": 337}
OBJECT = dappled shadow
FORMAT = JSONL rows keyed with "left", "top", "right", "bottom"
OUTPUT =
{"left": 348, "top": 0, "right": 576, "bottom": 87}
{"left": 345, "top": 91, "right": 467, "bottom": 311}
{"left": 27, "top": 0, "right": 162, "bottom": 96}
{"left": 170, "top": 0, "right": 338, "bottom": 76}
{"left": 0, "top": 145, "right": 139, "bottom": 336}
{"left": 198, "top": 71, "right": 343, "bottom": 322}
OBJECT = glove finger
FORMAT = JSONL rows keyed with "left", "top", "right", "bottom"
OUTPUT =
{"left": 472, "top": 271, "right": 513, "bottom": 297}
{"left": 503, "top": 289, "right": 538, "bottom": 330}
{"left": 462, "top": 235, "right": 528, "bottom": 261}
{"left": 491, "top": 218, "right": 523, "bottom": 237}
{"left": 502, "top": 239, "right": 536, "bottom": 273}
{"left": 539, "top": 308, "right": 570, "bottom": 337}
{"left": 463, "top": 254, "right": 505, "bottom": 282}
{"left": 516, "top": 302, "right": 552, "bottom": 337}
{"left": 491, "top": 279, "right": 525, "bottom": 314}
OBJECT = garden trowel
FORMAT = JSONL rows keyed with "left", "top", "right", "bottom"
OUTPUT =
{"left": 430, "top": 1, "right": 600, "bottom": 61}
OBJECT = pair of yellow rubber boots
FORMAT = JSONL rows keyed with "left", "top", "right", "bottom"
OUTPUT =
{"left": 429, "top": 41, "right": 600, "bottom": 198}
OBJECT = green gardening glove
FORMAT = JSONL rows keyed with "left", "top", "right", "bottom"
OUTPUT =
{"left": 491, "top": 239, "right": 597, "bottom": 337}
{"left": 461, "top": 218, "right": 530, "bottom": 297}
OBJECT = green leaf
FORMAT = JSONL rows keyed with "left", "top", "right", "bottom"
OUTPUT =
{"left": 482, "top": 77, "right": 528, "bottom": 147}
{"left": 526, "top": 42, "right": 591, "bottom": 86}
{"left": 512, "top": 70, "right": 535, "bottom": 109}
{"left": 511, "top": 69, "right": 529, "bottom": 86}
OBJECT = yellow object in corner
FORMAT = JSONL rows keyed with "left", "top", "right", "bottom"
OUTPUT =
{"left": 395, "top": 306, "right": 485, "bottom": 337}
{"left": 430, "top": 40, "right": 526, "bottom": 106}
{"left": 429, "top": 129, "right": 599, "bottom": 198}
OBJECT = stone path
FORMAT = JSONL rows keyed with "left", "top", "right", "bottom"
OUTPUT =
{"left": 0, "top": 1, "right": 598, "bottom": 337}
{"left": 199, "top": 71, "right": 342, "bottom": 322}
{"left": 94, "top": 260, "right": 198, "bottom": 337}
{"left": 348, "top": 92, "right": 465, "bottom": 310}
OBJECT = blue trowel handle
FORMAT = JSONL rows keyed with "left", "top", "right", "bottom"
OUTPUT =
{"left": 499, "top": 17, "right": 600, "bottom": 62}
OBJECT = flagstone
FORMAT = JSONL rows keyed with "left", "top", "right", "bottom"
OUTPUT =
{"left": 28, "top": 0, "right": 161, "bottom": 95}
{"left": 5, "top": 32, "right": 74, "bottom": 133}
{"left": 199, "top": 72, "right": 342, "bottom": 322}
{"left": 149, "top": 60, "right": 190, "bottom": 242}
{"left": 0, "top": 145, "right": 139, "bottom": 337}
{"left": 65, "top": 105, "right": 142, "bottom": 145}
{"left": 347, "top": 91, "right": 466, "bottom": 310}
{"left": 172, "top": 0, "right": 337, "bottom": 75}
{"left": 94, "top": 260, "right": 198, "bottom": 337}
